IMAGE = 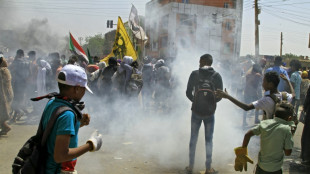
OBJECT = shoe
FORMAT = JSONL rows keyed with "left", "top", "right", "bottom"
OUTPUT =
{"left": 185, "top": 167, "right": 193, "bottom": 174}
{"left": 205, "top": 168, "right": 218, "bottom": 174}
{"left": 0, "top": 127, "right": 11, "bottom": 135}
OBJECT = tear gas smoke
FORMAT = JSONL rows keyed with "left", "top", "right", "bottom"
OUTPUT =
{"left": 0, "top": 17, "right": 67, "bottom": 57}
{"left": 76, "top": 11, "right": 258, "bottom": 174}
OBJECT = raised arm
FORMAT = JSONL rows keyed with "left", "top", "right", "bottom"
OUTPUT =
{"left": 215, "top": 88, "right": 255, "bottom": 111}
{"left": 280, "top": 73, "right": 295, "bottom": 98}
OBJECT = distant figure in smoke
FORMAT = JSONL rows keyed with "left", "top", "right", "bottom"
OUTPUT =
{"left": 89, "top": 61, "right": 105, "bottom": 94}
{"left": 112, "top": 56, "right": 133, "bottom": 95}
{"left": 141, "top": 56, "right": 155, "bottom": 109}
{"left": 289, "top": 59, "right": 302, "bottom": 116}
{"left": 27, "top": 51, "right": 38, "bottom": 91}
{"left": 36, "top": 59, "right": 52, "bottom": 96}
{"left": 243, "top": 64, "right": 263, "bottom": 126}
{"left": 265, "top": 56, "right": 290, "bottom": 92}
{"left": 26, "top": 51, "right": 38, "bottom": 112}
{"left": 60, "top": 54, "right": 67, "bottom": 66}
{"left": 98, "top": 57, "right": 117, "bottom": 98}
{"left": 9, "top": 49, "right": 30, "bottom": 121}
{"left": 67, "top": 55, "right": 78, "bottom": 65}
{"left": 0, "top": 55, "right": 14, "bottom": 135}
{"left": 154, "top": 59, "right": 171, "bottom": 111}
{"left": 185, "top": 54, "right": 223, "bottom": 174}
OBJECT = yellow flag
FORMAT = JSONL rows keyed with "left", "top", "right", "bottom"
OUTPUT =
{"left": 101, "top": 17, "right": 137, "bottom": 63}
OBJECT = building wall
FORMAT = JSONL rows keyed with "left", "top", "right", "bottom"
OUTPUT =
{"left": 145, "top": 0, "right": 243, "bottom": 60}
{"left": 158, "top": 0, "right": 236, "bottom": 8}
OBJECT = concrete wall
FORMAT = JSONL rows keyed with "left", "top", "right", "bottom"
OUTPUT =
{"left": 145, "top": 0, "right": 243, "bottom": 60}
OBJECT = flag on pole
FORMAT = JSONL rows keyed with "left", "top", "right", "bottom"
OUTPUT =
{"left": 129, "top": 4, "right": 148, "bottom": 41}
{"left": 69, "top": 32, "right": 88, "bottom": 63}
{"left": 101, "top": 17, "right": 137, "bottom": 63}
{"left": 86, "top": 48, "right": 93, "bottom": 64}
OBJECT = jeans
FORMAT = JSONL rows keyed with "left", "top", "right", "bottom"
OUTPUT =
{"left": 189, "top": 112, "right": 215, "bottom": 169}
{"left": 255, "top": 165, "right": 282, "bottom": 174}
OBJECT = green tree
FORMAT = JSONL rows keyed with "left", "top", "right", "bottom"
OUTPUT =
{"left": 83, "top": 34, "right": 105, "bottom": 57}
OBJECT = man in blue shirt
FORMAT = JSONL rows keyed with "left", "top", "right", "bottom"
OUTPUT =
{"left": 265, "top": 56, "right": 289, "bottom": 92}
{"left": 289, "top": 60, "right": 302, "bottom": 116}
{"left": 42, "top": 65, "right": 102, "bottom": 174}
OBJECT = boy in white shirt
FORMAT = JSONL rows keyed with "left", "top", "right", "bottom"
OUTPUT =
{"left": 216, "top": 71, "right": 295, "bottom": 121}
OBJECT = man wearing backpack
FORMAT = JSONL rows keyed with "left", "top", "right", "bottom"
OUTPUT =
{"left": 42, "top": 65, "right": 102, "bottom": 174}
{"left": 185, "top": 54, "right": 223, "bottom": 174}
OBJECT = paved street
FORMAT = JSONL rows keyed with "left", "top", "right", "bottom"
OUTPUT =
{"left": 1, "top": 100, "right": 309, "bottom": 174}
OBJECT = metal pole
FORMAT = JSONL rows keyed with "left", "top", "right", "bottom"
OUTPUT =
{"left": 254, "top": 0, "right": 260, "bottom": 58}
{"left": 280, "top": 32, "right": 283, "bottom": 56}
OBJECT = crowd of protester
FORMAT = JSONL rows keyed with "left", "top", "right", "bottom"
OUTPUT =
{"left": 1, "top": 49, "right": 310, "bottom": 173}
{"left": 0, "top": 49, "right": 174, "bottom": 132}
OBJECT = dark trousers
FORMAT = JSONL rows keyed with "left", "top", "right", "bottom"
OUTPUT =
{"left": 255, "top": 165, "right": 282, "bottom": 174}
{"left": 301, "top": 111, "right": 310, "bottom": 162}
{"left": 189, "top": 112, "right": 214, "bottom": 169}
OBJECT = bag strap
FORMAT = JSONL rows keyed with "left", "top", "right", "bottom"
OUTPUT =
{"left": 38, "top": 106, "right": 76, "bottom": 147}
{"left": 196, "top": 71, "right": 217, "bottom": 90}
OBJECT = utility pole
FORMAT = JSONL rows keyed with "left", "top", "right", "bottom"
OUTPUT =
{"left": 280, "top": 32, "right": 283, "bottom": 56}
{"left": 254, "top": 0, "right": 260, "bottom": 58}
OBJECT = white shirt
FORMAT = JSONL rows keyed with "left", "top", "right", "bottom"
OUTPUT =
{"left": 252, "top": 91, "right": 293, "bottom": 119}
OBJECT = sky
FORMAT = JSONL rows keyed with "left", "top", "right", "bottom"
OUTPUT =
{"left": 0, "top": 0, "right": 309, "bottom": 56}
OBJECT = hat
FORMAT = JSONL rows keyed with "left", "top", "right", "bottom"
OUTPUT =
{"left": 0, "top": 54, "right": 3, "bottom": 58}
{"left": 57, "top": 64, "right": 93, "bottom": 94}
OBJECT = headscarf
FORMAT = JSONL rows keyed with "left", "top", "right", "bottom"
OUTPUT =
{"left": 40, "top": 60, "right": 51, "bottom": 70}
{"left": 98, "top": 62, "right": 106, "bottom": 70}
{"left": 119, "top": 56, "right": 133, "bottom": 73}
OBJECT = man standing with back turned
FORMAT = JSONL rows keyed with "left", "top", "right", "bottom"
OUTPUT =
{"left": 185, "top": 54, "right": 223, "bottom": 174}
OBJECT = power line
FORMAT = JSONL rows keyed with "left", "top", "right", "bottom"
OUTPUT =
{"left": 263, "top": 10, "right": 310, "bottom": 27}
{"left": 260, "top": 1, "right": 310, "bottom": 7}
{"left": 262, "top": 6, "right": 310, "bottom": 22}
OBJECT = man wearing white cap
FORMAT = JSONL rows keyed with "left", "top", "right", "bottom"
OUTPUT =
{"left": 40, "top": 64, "right": 102, "bottom": 174}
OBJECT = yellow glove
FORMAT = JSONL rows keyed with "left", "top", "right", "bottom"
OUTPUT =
{"left": 234, "top": 147, "right": 254, "bottom": 172}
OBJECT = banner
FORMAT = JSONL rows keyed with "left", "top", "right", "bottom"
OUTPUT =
{"left": 129, "top": 4, "right": 148, "bottom": 41}
{"left": 101, "top": 17, "right": 137, "bottom": 63}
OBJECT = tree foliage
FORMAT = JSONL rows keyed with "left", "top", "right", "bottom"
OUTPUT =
{"left": 83, "top": 34, "right": 105, "bottom": 57}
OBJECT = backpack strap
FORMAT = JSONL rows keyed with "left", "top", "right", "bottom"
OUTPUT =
{"left": 39, "top": 106, "right": 76, "bottom": 147}
{"left": 196, "top": 71, "right": 217, "bottom": 90}
{"left": 263, "top": 93, "right": 279, "bottom": 119}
